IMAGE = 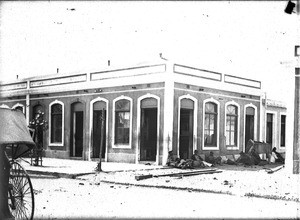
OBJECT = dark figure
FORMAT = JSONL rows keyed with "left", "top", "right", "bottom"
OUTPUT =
{"left": 272, "top": 147, "right": 285, "bottom": 164}
{"left": 248, "top": 146, "right": 261, "bottom": 165}
{"left": 0, "top": 146, "right": 14, "bottom": 220}
{"left": 166, "top": 151, "right": 192, "bottom": 169}
{"left": 29, "top": 110, "right": 47, "bottom": 166}
{"left": 166, "top": 151, "right": 178, "bottom": 167}
{"left": 236, "top": 151, "right": 254, "bottom": 166}
{"left": 205, "top": 151, "right": 222, "bottom": 165}
{"left": 191, "top": 150, "right": 204, "bottom": 161}
{"left": 191, "top": 150, "right": 205, "bottom": 168}
{"left": 226, "top": 158, "right": 237, "bottom": 165}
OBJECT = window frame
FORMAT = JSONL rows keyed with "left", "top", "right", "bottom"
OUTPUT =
{"left": 49, "top": 100, "right": 64, "bottom": 146}
{"left": 265, "top": 110, "right": 277, "bottom": 148}
{"left": 279, "top": 113, "right": 286, "bottom": 149}
{"left": 202, "top": 98, "right": 220, "bottom": 150}
{"left": 177, "top": 94, "right": 198, "bottom": 157}
{"left": 243, "top": 103, "right": 258, "bottom": 152}
{"left": 136, "top": 93, "right": 160, "bottom": 164}
{"left": 112, "top": 96, "right": 133, "bottom": 149}
{"left": 225, "top": 102, "right": 240, "bottom": 150}
{"left": 89, "top": 97, "right": 109, "bottom": 161}
{"left": 12, "top": 103, "right": 25, "bottom": 114}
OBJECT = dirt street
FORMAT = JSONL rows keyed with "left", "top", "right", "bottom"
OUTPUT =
{"left": 30, "top": 174, "right": 299, "bottom": 219}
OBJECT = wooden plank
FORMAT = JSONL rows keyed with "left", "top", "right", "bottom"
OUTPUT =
{"left": 135, "top": 168, "right": 218, "bottom": 181}
{"left": 173, "top": 170, "right": 222, "bottom": 177}
{"left": 265, "top": 165, "right": 285, "bottom": 174}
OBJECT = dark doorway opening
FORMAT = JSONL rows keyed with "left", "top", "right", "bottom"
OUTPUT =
{"left": 15, "top": 106, "right": 24, "bottom": 113}
{"left": 280, "top": 115, "right": 286, "bottom": 147}
{"left": 266, "top": 113, "right": 273, "bottom": 146}
{"left": 70, "top": 102, "right": 84, "bottom": 157}
{"left": 140, "top": 108, "right": 157, "bottom": 161}
{"left": 245, "top": 107, "right": 255, "bottom": 152}
{"left": 245, "top": 115, "right": 254, "bottom": 152}
{"left": 92, "top": 110, "right": 106, "bottom": 159}
{"left": 179, "top": 109, "right": 193, "bottom": 159}
{"left": 32, "top": 104, "right": 44, "bottom": 149}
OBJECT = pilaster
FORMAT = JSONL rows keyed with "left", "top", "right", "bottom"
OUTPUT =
{"left": 162, "top": 61, "right": 174, "bottom": 165}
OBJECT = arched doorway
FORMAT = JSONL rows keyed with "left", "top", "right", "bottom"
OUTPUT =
{"left": 32, "top": 104, "right": 44, "bottom": 149}
{"left": 70, "top": 102, "right": 84, "bottom": 157}
{"left": 266, "top": 113, "right": 275, "bottom": 148}
{"left": 245, "top": 106, "right": 255, "bottom": 152}
{"left": 13, "top": 103, "right": 25, "bottom": 114}
{"left": 179, "top": 98, "right": 194, "bottom": 159}
{"left": 92, "top": 101, "right": 106, "bottom": 159}
{"left": 140, "top": 98, "right": 158, "bottom": 161}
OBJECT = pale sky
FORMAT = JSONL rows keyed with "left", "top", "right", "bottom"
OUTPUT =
{"left": 0, "top": 1, "right": 298, "bottom": 102}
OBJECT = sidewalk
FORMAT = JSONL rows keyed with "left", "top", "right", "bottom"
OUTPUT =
{"left": 19, "top": 157, "right": 162, "bottom": 177}
{"left": 20, "top": 158, "right": 300, "bottom": 203}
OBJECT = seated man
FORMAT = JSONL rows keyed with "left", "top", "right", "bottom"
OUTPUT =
{"left": 192, "top": 150, "right": 212, "bottom": 167}
{"left": 248, "top": 146, "right": 261, "bottom": 165}
{"left": 236, "top": 151, "right": 254, "bottom": 166}
{"left": 166, "top": 151, "right": 193, "bottom": 169}
{"left": 205, "top": 151, "right": 222, "bottom": 166}
{"left": 191, "top": 150, "right": 203, "bottom": 161}
{"left": 166, "top": 150, "right": 178, "bottom": 167}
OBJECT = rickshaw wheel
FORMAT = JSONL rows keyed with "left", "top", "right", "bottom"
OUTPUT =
{"left": 8, "top": 161, "right": 35, "bottom": 220}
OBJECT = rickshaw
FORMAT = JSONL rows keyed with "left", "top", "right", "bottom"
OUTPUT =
{"left": 0, "top": 108, "right": 35, "bottom": 220}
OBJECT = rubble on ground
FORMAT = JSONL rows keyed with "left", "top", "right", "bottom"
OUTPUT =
{"left": 80, "top": 164, "right": 300, "bottom": 202}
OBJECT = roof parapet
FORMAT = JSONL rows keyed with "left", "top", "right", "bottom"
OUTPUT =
{"left": 266, "top": 99, "right": 287, "bottom": 108}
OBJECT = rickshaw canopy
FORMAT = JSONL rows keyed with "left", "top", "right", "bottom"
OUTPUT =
{"left": 0, "top": 108, "right": 35, "bottom": 158}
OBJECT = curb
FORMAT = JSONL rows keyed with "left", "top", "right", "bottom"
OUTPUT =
{"left": 25, "top": 166, "right": 169, "bottom": 178}
{"left": 27, "top": 169, "right": 96, "bottom": 179}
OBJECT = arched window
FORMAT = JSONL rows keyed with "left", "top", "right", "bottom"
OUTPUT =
{"left": 226, "top": 105, "right": 238, "bottom": 146}
{"left": 32, "top": 104, "right": 45, "bottom": 145}
{"left": 50, "top": 102, "right": 63, "bottom": 144}
{"left": 33, "top": 104, "right": 43, "bottom": 119}
{"left": 244, "top": 104, "right": 257, "bottom": 152}
{"left": 13, "top": 103, "right": 25, "bottom": 114}
{"left": 114, "top": 99, "right": 130, "bottom": 144}
{"left": 91, "top": 99, "right": 108, "bottom": 159}
{"left": 16, "top": 106, "right": 23, "bottom": 112}
{"left": 280, "top": 114, "right": 286, "bottom": 148}
{"left": 204, "top": 102, "right": 217, "bottom": 147}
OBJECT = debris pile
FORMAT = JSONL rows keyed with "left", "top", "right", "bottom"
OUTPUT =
{"left": 135, "top": 168, "right": 222, "bottom": 181}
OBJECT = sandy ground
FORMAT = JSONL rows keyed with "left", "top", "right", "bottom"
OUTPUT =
{"left": 20, "top": 157, "right": 300, "bottom": 202}
{"left": 80, "top": 164, "right": 300, "bottom": 202}
{"left": 31, "top": 174, "right": 299, "bottom": 219}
